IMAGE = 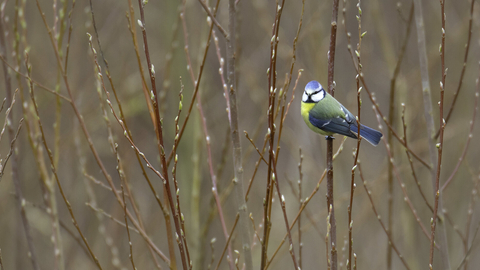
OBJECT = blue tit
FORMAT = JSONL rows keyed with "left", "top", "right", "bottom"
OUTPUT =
{"left": 301, "top": 80, "right": 383, "bottom": 146}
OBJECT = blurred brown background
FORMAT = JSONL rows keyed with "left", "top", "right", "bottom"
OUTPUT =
{"left": 0, "top": 0, "right": 479, "bottom": 269}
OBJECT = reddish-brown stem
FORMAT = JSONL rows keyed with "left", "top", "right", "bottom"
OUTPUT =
{"left": 121, "top": 186, "right": 137, "bottom": 270}
{"left": 373, "top": 106, "right": 432, "bottom": 240}
{"left": 261, "top": 0, "right": 287, "bottom": 267}
{"left": 348, "top": 4, "right": 363, "bottom": 266}
{"left": 180, "top": 3, "right": 233, "bottom": 268}
{"left": 436, "top": 0, "right": 475, "bottom": 139}
{"left": 271, "top": 159, "right": 299, "bottom": 269}
{"left": 343, "top": 47, "right": 431, "bottom": 170}
{"left": 197, "top": 0, "right": 228, "bottom": 39}
{"left": 463, "top": 168, "right": 480, "bottom": 270}
{"left": 0, "top": 55, "right": 71, "bottom": 102}
{"left": 401, "top": 105, "right": 434, "bottom": 213}
{"left": 166, "top": 0, "right": 222, "bottom": 168}
{"left": 214, "top": 214, "right": 240, "bottom": 270}
{"left": 35, "top": 1, "right": 169, "bottom": 265}
{"left": 326, "top": 0, "right": 340, "bottom": 269}
{"left": 87, "top": 34, "right": 175, "bottom": 264}
{"left": 88, "top": 8, "right": 165, "bottom": 267}
{"left": 0, "top": 11, "right": 40, "bottom": 270}
{"left": 26, "top": 55, "right": 102, "bottom": 269}
{"left": 266, "top": 140, "right": 345, "bottom": 268}
{"left": 441, "top": 85, "right": 479, "bottom": 191}
{"left": 136, "top": 1, "right": 189, "bottom": 268}
{"left": 245, "top": 133, "right": 269, "bottom": 202}
{"left": 358, "top": 165, "right": 411, "bottom": 270}
{"left": 429, "top": 0, "right": 446, "bottom": 267}
{"left": 386, "top": 4, "right": 414, "bottom": 268}
{"left": 125, "top": 0, "right": 155, "bottom": 123}
{"left": 245, "top": 132, "right": 268, "bottom": 165}
{"left": 298, "top": 149, "right": 303, "bottom": 270}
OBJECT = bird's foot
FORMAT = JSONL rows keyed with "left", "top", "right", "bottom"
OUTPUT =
{"left": 325, "top": 135, "right": 335, "bottom": 140}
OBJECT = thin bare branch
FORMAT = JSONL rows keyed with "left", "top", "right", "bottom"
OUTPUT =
{"left": 197, "top": 0, "right": 229, "bottom": 39}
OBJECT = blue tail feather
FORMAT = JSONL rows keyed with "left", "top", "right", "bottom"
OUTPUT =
{"left": 350, "top": 124, "right": 383, "bottom": 146}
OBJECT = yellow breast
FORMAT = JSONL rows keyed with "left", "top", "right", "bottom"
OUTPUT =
{"left": 301, "top": 102, "right": 331, "bottom": 135}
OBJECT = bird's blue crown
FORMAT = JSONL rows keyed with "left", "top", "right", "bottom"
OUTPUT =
{"left": 305, "top": 80, "right": 323, "bottom": 94}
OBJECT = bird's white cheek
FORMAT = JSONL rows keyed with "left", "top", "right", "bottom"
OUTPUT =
{"left": 302, "top": 92, "right": 308, "bottom": 102}
{"left": 311, "top": 91, "right": 325, "bottom": 102}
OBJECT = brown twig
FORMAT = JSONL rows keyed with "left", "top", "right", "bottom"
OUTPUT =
{"left": 121, "top": 186, "right": 137, "bottom": 270}
{"left": 0, "top": 54, "right": 72, "bottom": 102}
{"left": 455, "top": 221, "right": 480, "bottom": 270}
{"left": 197, "top": 0, "right": 229, "bottom": 39}
{"left": 85, "top": 203, "right": 140, "bottom": 235}
{"left": 0, "top": 10, "right": 40, "bottom": 269}
{"left": 298, "top": 148, "right": 303, "bottom": 270}
{"left": 429, "top": 0, "right": 446, "bottom": 267}
{"left": 436, "top": 0, "right": 476, "bottom": 139}
{"left": 274, "top": 0, "right": 305, "bottom": 161}
{"left": 358, "top": 164, "right": 411, "bottom": 270}
{"left": 136, "top": 0, "right": 189, "bottom": 268}
{"left": 326, "top": 0, "right": 340, "bottom": 268}
{"left": 265, "top": 140, "right": 346, "bottom": 268}
{"left": 462, "top": 167, "right": 480, "bottom": 270}
{"left": 342, "top": 21, "right": 431, "bottom": 170}
{"left": 171, "top": 82, "right": 193, "bottom": 269}
{"left": 245, "top": 133, "right": 269, "bottom": 202}
{"left": 348, "top": 3, "right": 363, "bottom": 268}
{"left": 125, "top": 0, "right": 155, "bottom": 124}
{"left": 86, "top": 33, "right": 172, "bottom": 264}
{"left": 179, "top": 6, "right": 234, "bottom": 265}
{"left": 244, "top": 131, "right": 268, "bottom": 165}
{"left": 34, "top": 0, "right": 169, "bottom": 264}
{"left": 262, "top": 0, "right": 299, "bottom": 268}
{"left": 214, "top": 214, "right": 240, "bottom": 270}
{"left": 271, "top": 163, "right": 299, "bottom": 269}
{"left": 441, "top": 79, "right": 479, "bottom": 191}
{"left": 88, "top": 5, "right": 167, "bottom": 267}
{"left": 26, "top": 53, "right": 103, "bottom": 269}
{"left": 385, "top": 4, "right": 414, "bottom": 268}
{"left": 0, "top": 118, "right": 23, "bottom": 179}
{"left": 166, "top": 0, "right": 222, "bottom": 168}
{"left": 401, "top": 104, "right": 434, "bottom": 212}
{"left": 372, "top": 106, "right": 432, "bottom": 240}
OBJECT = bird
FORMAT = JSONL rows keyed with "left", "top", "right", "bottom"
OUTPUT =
{"left": 301, "top": 80, "right": 383, "bottom": 146}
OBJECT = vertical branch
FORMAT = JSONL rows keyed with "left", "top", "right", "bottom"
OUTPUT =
{"left": 121, "top": 185, "right": 137, "bottom": 270}
{"left": 0, "top": 12, "right": 40, "bottom": 270}
{"left": 262, "top": 0, "right": 298, "bottom": 269}
{"left": 226, "top": 0, "right": 253, "bottom": 269}
{"left": 327, "top": 0, "right": 340, "bottom": 269}
{"left": 437, "top": 0, "right": 475, "bottom": 138}
{"left": 429, "top": 0, "right": 447, "bottom": 268}
{"left": 387, "top": 4, "right": 414, "bottom": 269}
{"left": 348, "top": 3, "right": 363, "bottom": 269}
{"left": 181, "top": 3, "right": 234, "bottom": 267}
{"left": 413, "top": 0, "right": 450, "bottom": 268}
{"left": 89, "top": 4, "right": 166, "bottom": 268}
{"left": 136, "top": 0, "right": 189, "bottom": 269}
{"left": 26, "top": 54, "right": 103, "bottom": 270}
{"left": 358, "top": 164, "right": 411, "bottom": 270}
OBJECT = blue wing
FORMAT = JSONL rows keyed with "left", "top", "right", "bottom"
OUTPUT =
{"left": 309, "top": 113, "right": 383, "bottom": 146}
{"left": 308, "top": 114, "right": 357, "bottom": 139}
{"left": 350, "top": 124, "right": 383, "bottom": 146}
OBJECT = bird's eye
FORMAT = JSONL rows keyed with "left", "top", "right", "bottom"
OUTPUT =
{"left": 302, "top": 92, "right": 309, "bottom": 102}
{"left": 310, "top": 90, "right": 325, "bottom": 102}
